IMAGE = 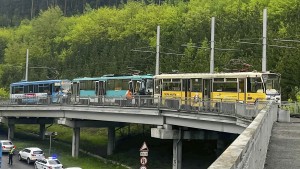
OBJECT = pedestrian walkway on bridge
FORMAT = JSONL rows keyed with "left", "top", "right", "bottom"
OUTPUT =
{"left": 264, "top": 118, "right": 300, "bottom": 169}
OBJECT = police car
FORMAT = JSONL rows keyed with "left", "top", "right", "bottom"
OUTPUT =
{"left": 34, "top": 157, "right": 63, "bottom": 169}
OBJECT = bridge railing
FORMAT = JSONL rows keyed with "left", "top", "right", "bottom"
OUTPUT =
{"left": 3, "top": 95, "right": 269, "bottom": 119}
{"left": 208, "top": 102, "right": 279, "bottom": 169}
{"left": 280, "top": 101, "right": 300, "bottom": 115}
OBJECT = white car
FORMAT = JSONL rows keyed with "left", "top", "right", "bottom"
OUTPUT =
{"left": 0, "top": 140, "right": 14, "bottom": 153}
{"left": 18, "top": 147, "right": 45, "bottom": 164}
{"left": 34, "top": 157, "right": 63, "bottom": 169}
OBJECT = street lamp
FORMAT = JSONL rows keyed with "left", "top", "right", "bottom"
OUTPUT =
{"left": 45, "top": 131, "right": 58, "bottom": 156}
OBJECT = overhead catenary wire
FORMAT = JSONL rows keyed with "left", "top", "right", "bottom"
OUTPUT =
{"left": 131, "top": 49, "right": 184, "bottom": 56}
{"left": 236, "top": 41, "right": 296, "bottom": 48}
{"left": 181, "top": 44, "right": 240, "bottom": 51}
{"left": 273, "top": 39, "right": 300, "bottom": 43}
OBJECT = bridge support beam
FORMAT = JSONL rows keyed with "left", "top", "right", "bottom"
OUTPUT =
{"left": 107, "top": 126, "right": 115, "bottom": 155}
{"left": 216, "top": 134, "right": 225, "bottom": 156}
{"left": 172, "top": 138, "right": 182, "bottom": 169}
{"left": 39, "top": 124, "right": 46, "bottom": 140}
{"left": 72, "top": 127, "right": 80, "bottom": 158}
{"left": 8, "top": 124, "right": 15, "bottom": 140}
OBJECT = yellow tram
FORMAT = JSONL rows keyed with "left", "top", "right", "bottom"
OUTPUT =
{"left": 154, "top": 71, "right": 281, "bottom": 104}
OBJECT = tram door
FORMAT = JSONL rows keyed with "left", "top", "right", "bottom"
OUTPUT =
{"left": 202, "top": 79, "right": 212, "bottom": 100}
{"left": 72, "top": 82, "right": 79, "bottom": 102}
{"left": 96, "top": 81, "right": 105, "bottom": 103}
{"left": 182, "top": 79, "right": 191, "bottom": 106}
{"left": 238, "top": 78, "right": 246, "bottom": 101}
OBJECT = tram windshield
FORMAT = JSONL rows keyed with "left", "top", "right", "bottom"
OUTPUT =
{"left": 263, "top": 74, "right": 280, "bottom": 94}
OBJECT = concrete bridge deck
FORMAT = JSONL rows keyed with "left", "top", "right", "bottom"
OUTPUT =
{"left": 264, "top": 118, "right": 300, "bottom": 169}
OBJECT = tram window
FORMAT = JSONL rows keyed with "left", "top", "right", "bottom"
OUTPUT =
{"left": 12, "top": 86, "right": 24, "bottom": 94}
{"left": 38, "top": 84, "right": 50, "bottom": 93}
{"left": 154, "top": 79, "right": 160, "bottom": 94}
{"left": 225, "top": 83, "right": 237, "bottom": 92}
{"left": 24, "top": 85, "right": 29, "bottom": 93}
{"left": 114, "top": 79, "right": 122, "bottom": 90}
{"left": 163, "top": 82, "right": 171, "bottom": 90}
{"left": 28, "top": 85, "right": 34, "bottom": 93}
{"left": 247, "top": 77, "right": 263, "bottom": 93}
{"left": 238, "top": 79, "right": 245, "bottom": 92}
{"left": 122, "top": 80, "right": 129, "bottom": 89}
{"left": 146, "top": 79, "right": 153, "bottom": 89}
{"left": 213, "top": 83, "right": 237, "bottom": 92}
{"left": 33, "top": 85, "right": 38, "bottom": 93}
{"left": 192, "top": 79, "right": 202, "bottom": 92}
{"left": 163, "top": 81, "right": 180, "bottom": 91}
{"left": 80, "top": 81, "right": 95, "bottom": 90}
{"left": 214, "top": 78, "right": 224, "bottom": 82}
{"left": 182, "top": 79, "right": 190, "bottom": 91}
{"left": 264, "top": 75, "right": 280, "bottom": 91}
{"left": 107, "top": 80, "right": 115, "bottom": 90}
{"left": 213, "top": 83, "right": 224, "bottom": 92}
{"left": 226, "top": 78, "right": 237, "bottom": 82}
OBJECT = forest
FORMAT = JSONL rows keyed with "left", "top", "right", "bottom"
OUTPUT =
{"left": 0, "top": 0, "right": 299, "bottom": 100}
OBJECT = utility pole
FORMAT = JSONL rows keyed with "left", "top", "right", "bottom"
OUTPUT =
{"left": 31, "top": 0, "right": 34, "bottom": 19}
{"left": 210, "top": 17, "right": 215, "bottom": 74}
{"left": 155, "top": 25, "right": 160, "bottom": 75}
{"left": 25, "top": 49, "right": 29, "bottom": 81}
{"left": 262, "top": 8, "right": 267, "bottom": 72}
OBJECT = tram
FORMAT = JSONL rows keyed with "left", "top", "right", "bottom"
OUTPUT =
{"left": 71, "top": 74, "right": 154, "bottom": 103}
{"left": 10, "top": 79, "right": 71, "bottom": 104}
{"left": 154, "top": 71, "right": 281, "bottom": 103}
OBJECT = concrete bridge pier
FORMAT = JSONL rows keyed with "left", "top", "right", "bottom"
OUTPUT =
{"left": 172, "top": 131, "right": 182, "bottom": 169}
{"left": 57, "top": 118, "right": 124, "bottom": 157}
{"left": 151, "top": 124, "right": 221, "bottom": 169}
{"left": 39, "top": 124, "right": 46, "bottom": 140}
{"left": 72, "top": 127, "right": 80, "bottom": 158}
{"left": 107, "top": 126, "right": 115, "bottom": 155}
{"left": 8, "top": 123, "right": 15, "bottom": 140}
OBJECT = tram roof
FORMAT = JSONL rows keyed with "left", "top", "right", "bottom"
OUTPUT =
{"left": 154, "top": 71, "right": 279, "bottom": 79}
{"left": 10, "top": 79, "right": 71, "bottom": 86}
{"left": 73, "top": 74, "right": 153, "bottom": 82}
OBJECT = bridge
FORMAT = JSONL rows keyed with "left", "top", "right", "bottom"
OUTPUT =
{"left": 0, "top": 96, "right": 292, "bottom": 169}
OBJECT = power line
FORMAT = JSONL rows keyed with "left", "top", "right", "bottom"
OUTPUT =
{"left": 131, "top": 49, "right": 184, "bottom": 56}
{"left": 181, "top": 44, "right": 239, "bottom": 51}
{"left": 273, "top": 39, "right": 300, "bottom": 43}
{"left": 237, "top": 41, "right": 296, "bottom": 48}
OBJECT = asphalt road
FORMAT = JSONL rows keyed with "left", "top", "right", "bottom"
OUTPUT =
{"left": 1, "top": 153, "right": 34, "bottom": 169}
{"left": 264, "top": 119, "right": 300, "bottom": 169}
{"left": 0, "top": 133, "right": 34, "bottom": 169}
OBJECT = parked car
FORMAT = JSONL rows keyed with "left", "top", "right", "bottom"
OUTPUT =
{"left": 34, "top": 157, "right": 63, "bottom": 169}
{"left": 18, "top": 147, "right": 45, "bottom": 164}
{"left": 0, "top": 140, "right": 14, "bottom": 153}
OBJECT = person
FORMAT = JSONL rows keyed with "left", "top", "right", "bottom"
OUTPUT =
{"left": 126, "top": 90, "right": 133, "bottom": 100}
{"left": 8, "top": 146, "right": 16, "bottom": 165}
{"left": 125, "top": 90, "right": 133, "bottom": 105}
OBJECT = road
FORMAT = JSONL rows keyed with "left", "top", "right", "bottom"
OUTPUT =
{"left": 0, "top": 133, "right": 34, "bottom": 169}
{"left": 1, "top": 153, "right": 34, "bottom": 169}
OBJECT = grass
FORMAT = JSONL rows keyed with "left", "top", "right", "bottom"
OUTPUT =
{"left": 1, "top": 123, "right": 226, "bottom": 169}
{"left": 0, "top": 124, "right": 127, "bottom": 169}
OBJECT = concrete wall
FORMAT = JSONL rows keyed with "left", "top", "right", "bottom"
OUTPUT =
{"left": 208, "top": 102, "right": 278, "bottom": 169}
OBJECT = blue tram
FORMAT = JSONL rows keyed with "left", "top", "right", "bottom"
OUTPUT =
{"left": 10, "top": 80, "right": 71, "bottom": 104}
{"left": 71, "top": 74, "right": 154, "bottom": 103}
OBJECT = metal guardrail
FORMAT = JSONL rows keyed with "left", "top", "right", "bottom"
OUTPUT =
{"left": 0, "top": 95, "right": 270, "bottom": 120}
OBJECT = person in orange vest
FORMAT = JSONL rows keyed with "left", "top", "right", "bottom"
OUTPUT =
{"left": 126, "top": 90, "right": 133, "bottom": 100}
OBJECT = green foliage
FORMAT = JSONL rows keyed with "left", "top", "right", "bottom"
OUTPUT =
{"left": 0, "top": 0, "right": 300, "bottom": 100}
{"left": 0, "top": 87, "right": 8, "bottom": 98}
